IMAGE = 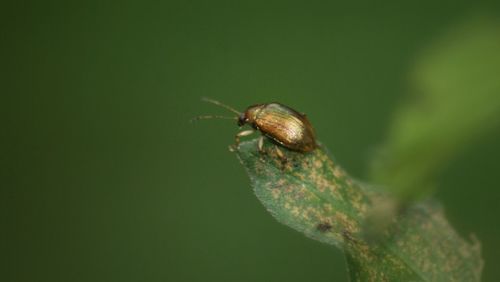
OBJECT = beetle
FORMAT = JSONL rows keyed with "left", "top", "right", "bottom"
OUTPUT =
{"left": 194, "top": 98, "right": 317, "bottom": 155}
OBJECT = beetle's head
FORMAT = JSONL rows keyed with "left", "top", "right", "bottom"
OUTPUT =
{"left": 237, "top": 113, "right": 247, "bottom": 127}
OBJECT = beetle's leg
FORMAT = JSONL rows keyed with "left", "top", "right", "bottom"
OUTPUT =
{"left": 258, "top": 135, "right": 265, "bottom": 153}
{"left": 229, "top": 130, "right": 255, "bottom": 151}
{"left": 274, "top": 145, "right": 289, "bottom": 170}
{"left": 236, "top": 129, "right": 255, "bottom": 143}
{"left": 275, "top": 146, "right": 285, "bottom": 160}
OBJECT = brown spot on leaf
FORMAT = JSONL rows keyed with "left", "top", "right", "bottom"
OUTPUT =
{"left": 317, "top": 222, "right": 332, "bottom": 232}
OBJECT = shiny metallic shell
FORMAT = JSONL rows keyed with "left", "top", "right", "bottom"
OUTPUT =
{"left": 248, "top": 103, "right": 316, "bottom": 152}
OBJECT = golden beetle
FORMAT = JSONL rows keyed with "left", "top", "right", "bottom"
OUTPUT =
{"left": 196, "top": 98, "right": 317, "bottom": 155}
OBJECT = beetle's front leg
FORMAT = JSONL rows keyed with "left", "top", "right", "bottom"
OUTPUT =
{"left": 229, "top": 130, "right": 255, "bottom": 151}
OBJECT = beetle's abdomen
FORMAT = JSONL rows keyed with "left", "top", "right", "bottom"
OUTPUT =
{"left": 254, "top": 103, "right": 316, "bottom": 152}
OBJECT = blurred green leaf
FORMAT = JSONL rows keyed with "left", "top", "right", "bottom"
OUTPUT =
{"left": 236, "top": 138, "right": 483, "bottom": 281}
{"left": 370, "top": 18, "right": 500, "bottom": 198}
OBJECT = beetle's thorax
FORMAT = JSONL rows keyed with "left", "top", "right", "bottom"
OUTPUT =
{"left": 239, "top": 104, "right": 265, "bottom": 127}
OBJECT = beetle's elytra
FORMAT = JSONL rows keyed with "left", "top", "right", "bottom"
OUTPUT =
{"left": 196, "top": 98, "right": 317, "bottom": 153}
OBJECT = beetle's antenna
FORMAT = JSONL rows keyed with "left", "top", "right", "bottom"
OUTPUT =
{"left": 190, "top": 115, "right": 238, "bottom": 123}
{"left": 201, "top": 97, "right": 241, "bottom": 115}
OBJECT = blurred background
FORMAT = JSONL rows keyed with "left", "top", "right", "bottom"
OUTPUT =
{"left": 3, "top": 1, "right": 500, "bottom": 281}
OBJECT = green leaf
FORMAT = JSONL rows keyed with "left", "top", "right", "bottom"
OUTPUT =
{"left": 236, "top": 138, "right": 483, "bottom": 281}
{"left": 370, "top": 18, "right": 500, "bottom": 198}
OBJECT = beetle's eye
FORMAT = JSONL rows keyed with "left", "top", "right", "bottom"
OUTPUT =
{"left": 237, "top": 114, "right": 246, "bottom": 127}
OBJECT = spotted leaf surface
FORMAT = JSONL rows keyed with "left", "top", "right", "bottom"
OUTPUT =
{"left": 236, "top": 138, "right": 483, "bottom": 282}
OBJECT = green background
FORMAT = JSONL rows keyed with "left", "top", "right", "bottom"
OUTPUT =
{"left": 3, "top": 1, "right": 500, "bottom": 281}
